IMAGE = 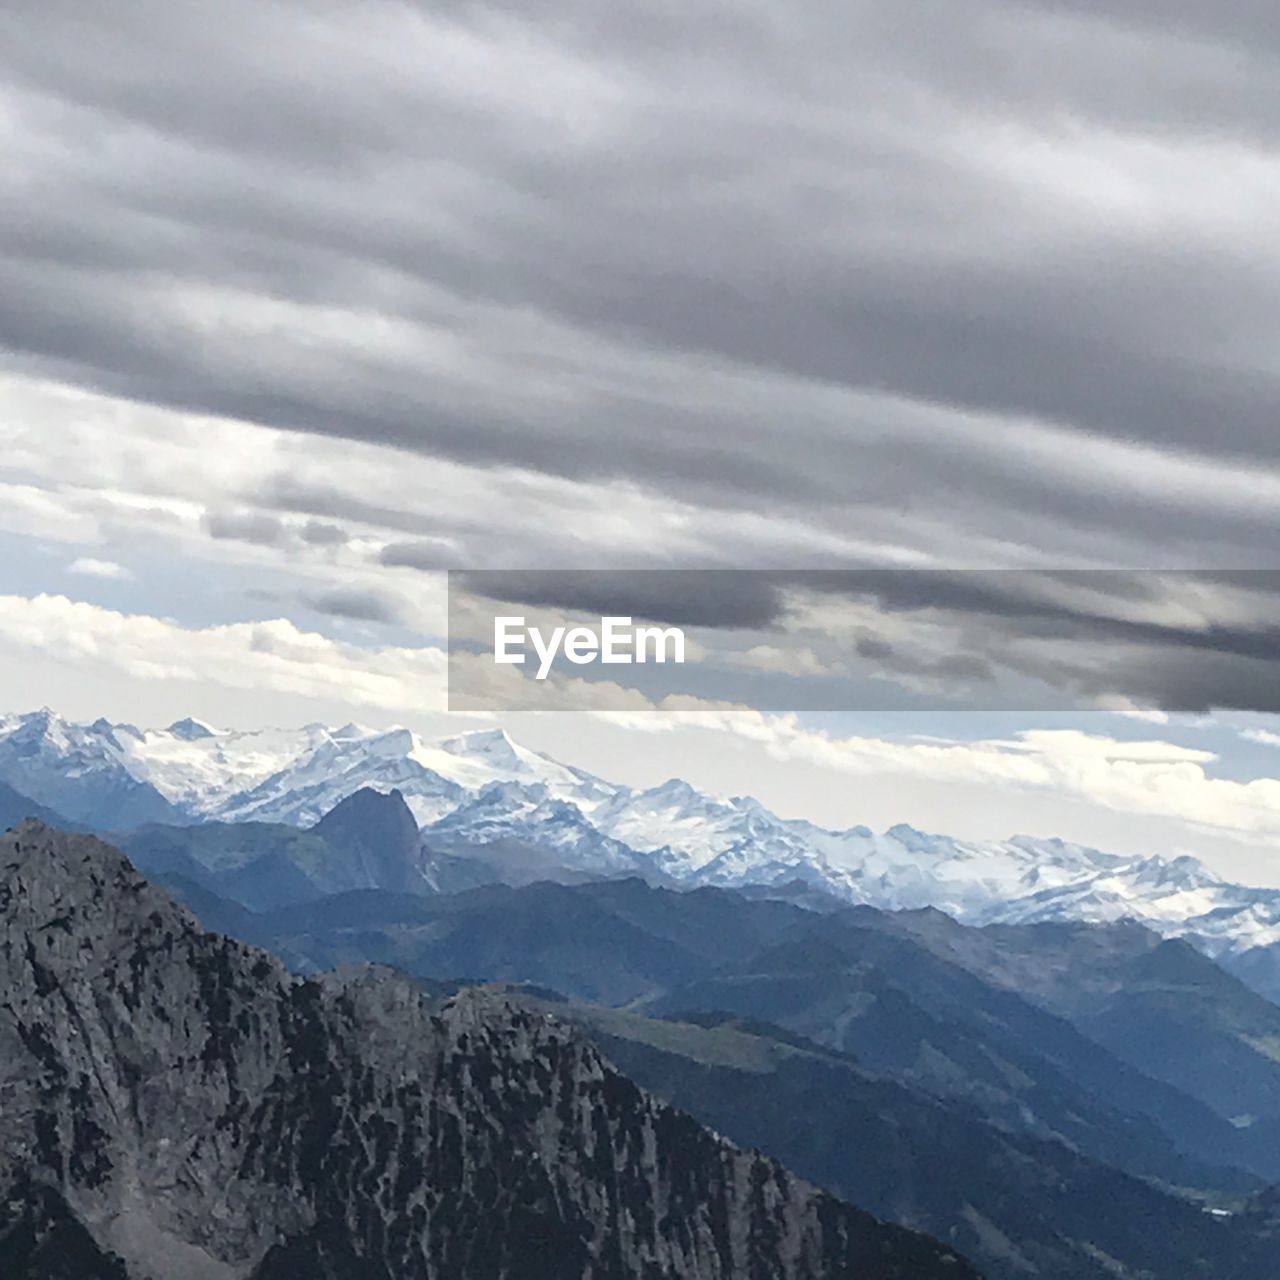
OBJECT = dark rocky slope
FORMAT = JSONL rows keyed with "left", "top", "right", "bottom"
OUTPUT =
{"left": 0, "top": 821, "right": 974, "bottom": 1280}
{"left": 563, "top": 1004, "right": 1268, "bottom": 1280}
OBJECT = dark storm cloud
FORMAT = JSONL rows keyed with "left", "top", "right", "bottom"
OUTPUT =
{"left": 203, "top": 511, "right": 286, "bottom": 547}
{"left": 821, "top": 570, "right": 1280, "bottom": 713}
{"left": 380, "top": 542, "right": 454, "bottom": 572}
{"left": 458, "top": 569, "right": 785, "bottom": 629}
{"left": 460, "top": 567, "right": 1241, "bottom": 637}
{"left": 453, "top": 568, "right": 1280, "bottom": 713}
{"left": 4, "top": 3, "right": 1280, "bottom": 594}
{"left": 302, "top": 586, "right": 404, "bottom": 624}
{"left": 260, "top": 478, "right": 459, "bottom": 541}
{"left": 298, "top": 520, "right": 348, "bottom": 546}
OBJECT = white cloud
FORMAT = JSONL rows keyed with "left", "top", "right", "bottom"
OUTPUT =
{"left": 2, "top": 589, "right": 1280, "bottom": 858}
{"left": 0, "top": 593, "right": 448, "bottom": 713}
{"left": 68, "top": 557, "right": 130, "bottom": 580}
{"left": 1093, "top": 694, "right": 1170, "bottom": 724}
{"left": 740, "top": 720, "right": 1280, "bottom": 844}
{"left": 588, "top": 709, "right": 1280, "bottom": 846}
{"left": 988, "top": 729, "right": 1215, "bottom": 764}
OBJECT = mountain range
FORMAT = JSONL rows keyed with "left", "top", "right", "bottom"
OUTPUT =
{"left": 1, "top": 820, "right": 975, "bottom": 1279}
{"left": 10, "top": 711, "right": 1280, "bottom": 1276}
{"left": 157, "top": 861, "right": 1280, "bottom": 1278}
{"left": 167, "top": 867, "right": 1280, "bottom": 1172}
{"left": 13, "top": 819, "right": 1280, "bottom": 1278}
{"left": 3, "top": 709, "right": 1280, "bottom": 1003}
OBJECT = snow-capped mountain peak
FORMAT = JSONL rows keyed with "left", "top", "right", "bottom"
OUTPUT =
{"left": 412, "top": 728, "right": 609, "bottom": 804}
{"left": 439, "top": 727, "right": 522, "bottom": 762}
{"left": 166, "top": 717, "right": 219, "bottom": 741}
{"left": 647, "top": 777, "right": 703, "bottom": 801}
{"left": 4, "top": 708, "right": 1280, "bottom": 989}
{"left": 0, "top": 710, "right": 612, "bottom": 829}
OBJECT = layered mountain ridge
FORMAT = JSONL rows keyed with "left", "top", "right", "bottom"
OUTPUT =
{"left": 83, "top": 851, "right": 1280, "bottom": 1278}
{"left": 9, "top": 710, "right": 1280, "bottom": 1278}
{"left": 3, "top": 709, "right": 1279, "bottom": 997}
{"left": 0, "top": 820, "right": 974, "bottom": 1280}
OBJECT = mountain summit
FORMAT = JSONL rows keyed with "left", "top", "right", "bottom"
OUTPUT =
{"left": 310, "top": 786, "right": 424, "bottom": 893}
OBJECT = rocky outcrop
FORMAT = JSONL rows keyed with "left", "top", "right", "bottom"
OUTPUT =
{"left": 0, "top": 821, "right": 976, "bottom": 1279}
{"left": 309, "top": 786, "right": 426, "bottom": 894}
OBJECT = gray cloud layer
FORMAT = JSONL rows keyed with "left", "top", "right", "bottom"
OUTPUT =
{"left": 4, "top": 1, "right": 1280, "bottom": 714}
{"left": 303, "top": 585, "right": 405, "bottom": 625}
{"left": 456, "top": 569, "right": 1280, "bottom": 713}
{"left": 4, "top": 0, "right": 1280, "bottom": 562}
{"left": 204, "top": 511, "right": 286, "bottom": 547}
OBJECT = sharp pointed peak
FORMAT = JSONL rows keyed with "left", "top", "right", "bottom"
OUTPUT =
{"left": 648, "top": 776, "right": 701, "bottom": 798}
{"left": 166, "top": 716, "right": 219, "bottom": 740}
{"left": 312, "top": 785, "right": 418, "bottom": 830}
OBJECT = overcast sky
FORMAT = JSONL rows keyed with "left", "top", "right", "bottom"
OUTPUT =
{"left": 4, "top": 0, "right": 1280, "bottom": 882}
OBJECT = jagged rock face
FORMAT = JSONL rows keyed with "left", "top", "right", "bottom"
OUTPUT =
{"left": 0, "top": 822, "right": 975, "bottom": 1280}
{"left": 310, "top": 786, "right": 426, "bottom": 894}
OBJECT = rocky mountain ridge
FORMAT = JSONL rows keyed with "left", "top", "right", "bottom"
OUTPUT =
{"left": 0, "top": 819, "right": 975, "bottom": 1280}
